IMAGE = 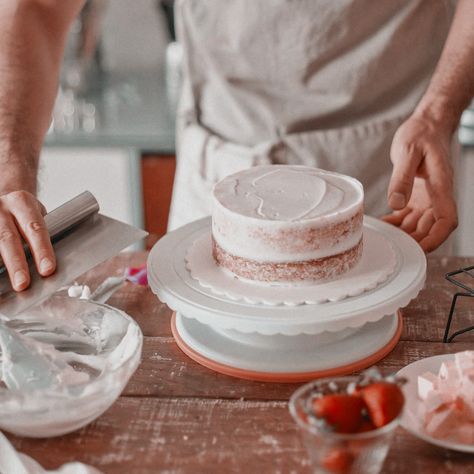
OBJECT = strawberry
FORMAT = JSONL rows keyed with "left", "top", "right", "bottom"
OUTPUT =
{"left": 321, "top": 446, "right": 354, "bottom": 473}
{"left": 312, "top": 394, "right": 365, "bottom": 433}
{"left": 359, "top": 382, "right": 404, "bottom": 428}
{"left": 357, "top": 419, "right": 376, "bottom": 433}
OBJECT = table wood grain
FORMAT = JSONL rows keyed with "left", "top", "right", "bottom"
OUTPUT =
{"left": 6, "top": 254, "right": 474, "bottom": 473}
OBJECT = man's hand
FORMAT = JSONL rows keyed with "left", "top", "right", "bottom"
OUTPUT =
{"left": 382, "top": 114, "right": 457, "bottom": 253}
{"left": 382, "top": 0, "right": 474, "bottom": 252}
{"left": 0, "top": 191, "right": 55, "bottom": 291}
{"left": 0, "top": 0, "right": 83, "bottom": 290}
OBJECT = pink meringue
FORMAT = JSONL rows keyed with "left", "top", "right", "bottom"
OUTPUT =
{"left": 417, "top": 351, "right": 474, "bottom": 444}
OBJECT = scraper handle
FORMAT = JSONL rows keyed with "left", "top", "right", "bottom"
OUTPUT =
{"left": 0, "top": 191, "right": 100, "bottom": 275}
{"left": 44, "top": 191, "right": 100, "bottom": 241}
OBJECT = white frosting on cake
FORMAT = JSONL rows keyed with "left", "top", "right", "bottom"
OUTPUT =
{"left": 215, "top": 166, "right": 361, "bottom": 221}
{"left": 212, "top": 165, "right": 363, "bottom": 262}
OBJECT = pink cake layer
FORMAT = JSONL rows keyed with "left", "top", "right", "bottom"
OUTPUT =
{"left": 245, "top": 209, "right": 364, "bottom": 255}
{"left": 212, "top": 237, "right": 363, "bottom": 283}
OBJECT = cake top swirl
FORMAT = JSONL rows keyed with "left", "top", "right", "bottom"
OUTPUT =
{"left": 213, "top": 165, "right": 363, "bottom": 222}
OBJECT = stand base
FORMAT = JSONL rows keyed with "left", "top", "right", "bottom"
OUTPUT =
{"left": 171, "top": 312, "right": 403, "bottom": 383}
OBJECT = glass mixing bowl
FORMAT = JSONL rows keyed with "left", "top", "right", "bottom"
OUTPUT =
{"left": 0, "top": 296, "right": 142, "bottom": 437}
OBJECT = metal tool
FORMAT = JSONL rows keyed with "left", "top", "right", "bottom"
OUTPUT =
{"left": 0, "top": 191, "right": 99, "bottom": 276}
{"left": 0, "top": 191, "right": 147, "bottom": 317}
{"left": 443, "top": 265, "right": 474, "bottom": 342}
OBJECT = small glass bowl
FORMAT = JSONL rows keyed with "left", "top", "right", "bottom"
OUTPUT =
{"left": 289, "top": 377, "right": 401, "bottom": 474}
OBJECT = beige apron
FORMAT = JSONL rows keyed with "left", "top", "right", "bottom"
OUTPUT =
{"left": 169, "top": 0, "right": 454, "bottom": 230}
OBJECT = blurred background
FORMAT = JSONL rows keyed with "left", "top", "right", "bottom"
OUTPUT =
{"left": 38, "top": 0, "right": 474, "bottom": 254}
{"left": 39, "top": 0, "right": 178, "bottom": 250}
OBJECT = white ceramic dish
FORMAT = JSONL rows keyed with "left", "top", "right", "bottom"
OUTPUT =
{"left": 397, "top": 354, "right": 474, "bottom": 453}
{"left": 0, "top": 296, "right": 142, "bottom": 438}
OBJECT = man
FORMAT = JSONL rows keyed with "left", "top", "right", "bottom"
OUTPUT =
{"left": 0, "top": 0, "right": 472, "bottom": 291}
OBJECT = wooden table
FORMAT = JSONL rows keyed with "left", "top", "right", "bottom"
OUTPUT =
{"left": 7, "top": 254, "right": 474, "bottom": 473}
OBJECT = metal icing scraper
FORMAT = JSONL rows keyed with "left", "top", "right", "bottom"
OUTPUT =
{"left": 0, "top": 191, "right": 148, "bottom": 317}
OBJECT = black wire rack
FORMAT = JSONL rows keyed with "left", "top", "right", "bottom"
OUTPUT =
{"left": 443, "top": 265, "right": 474, "bottom": 342}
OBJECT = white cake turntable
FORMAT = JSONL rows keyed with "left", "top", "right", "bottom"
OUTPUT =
{"left": 148, "top": 216, "right": 426, "bottom": 382}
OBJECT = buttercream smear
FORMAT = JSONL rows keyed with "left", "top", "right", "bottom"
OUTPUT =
{"left": 251, "top": 169, "right": 332, "bottom": 221}
{"left": 0, "top": 302, "right": 138, "bottom": 393}
{"left": 0, "top": 324, "right": 90, "bottom": 391}
{"left": 221, "top": 167, "right": 354, "bottom": 221}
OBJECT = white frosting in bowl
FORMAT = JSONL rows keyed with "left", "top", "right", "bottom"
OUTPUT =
{"left": 0, "top": 296, "right": 142, "bottom": 438}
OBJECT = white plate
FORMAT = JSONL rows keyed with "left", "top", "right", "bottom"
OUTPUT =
{"left": 148, "top": 216, "right": 426, "bottom": 336}
{"left": 397, "top": 354, "right": 474, "bottom": 453}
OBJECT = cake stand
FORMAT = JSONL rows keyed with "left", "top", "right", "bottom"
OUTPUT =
{"left": 148, "top": 216, "right": 426, "bottom": 382}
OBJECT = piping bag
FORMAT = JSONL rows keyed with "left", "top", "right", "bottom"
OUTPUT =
{"left": 0, "top": 191, "right": 148, "bottom": 318}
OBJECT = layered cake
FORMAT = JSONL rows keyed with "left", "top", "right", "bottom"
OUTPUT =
{"left": 211, "top": 165, "right": 364, "bottom": 283}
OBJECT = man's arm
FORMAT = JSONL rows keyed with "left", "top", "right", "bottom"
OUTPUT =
{"left": 385, "top": 0, "right": 474, "bottom": 252}
{"left": 0, "top": 0, "right": 83, "bottom": 290}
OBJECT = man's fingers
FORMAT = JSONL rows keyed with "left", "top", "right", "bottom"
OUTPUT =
{"left": 387, "top": 117, "right": 456, "bottom": 251}
{"left": 419, "top": 217, "right": 457, "bottom": 253}
{"left": 381, "top": 208, "right": 411, "bottom": 226}
{"left": 10, "top": 193, "right": 56, "bottom": 277}
{"left": 38, "top": 201, "right": 47, "bottom": 216}
{"left": 0, "top": 191, "right": 56, "bottom": 291}
{"left": 411, "top": 209, "right": 435, "bottom": 242}
{"left": 400, "top": 209, "right": 422, "bottom": 234}
{"left": 0, "top": 216, "right": 30, "bottom": 291}
{"left": 387, "top": 139, "right": 423, "bottom": 210}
